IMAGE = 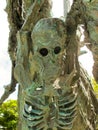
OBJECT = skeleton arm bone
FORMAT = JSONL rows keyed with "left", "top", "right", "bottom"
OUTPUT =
{"left": 0, "top": 84, "right": 16, "bottom": 105}
{"left": 0, "top": 62, "right": 17, "bottom": 105}
{"left": 0, "top": 0, "right": 23, "bottom": 105}
{"left": 22, "top": 0, "right": 45, "bottom": 31}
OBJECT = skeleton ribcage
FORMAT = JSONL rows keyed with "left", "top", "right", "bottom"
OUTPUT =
{"left": 23, "top": 87, "right": 77, "bottom": 130}
{"left": 57, "top": 92, "right": 77, "bottom": 129}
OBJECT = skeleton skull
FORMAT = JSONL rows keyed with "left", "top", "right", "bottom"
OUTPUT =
{"left": 31, "top": 18, "right": 67, "bottom": 83}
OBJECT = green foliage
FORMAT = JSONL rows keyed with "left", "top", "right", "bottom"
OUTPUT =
{"left": 92, "top": 78, "right": 98, "bottom": 98}
{"left": 0, "top": 100, "right": 18, "bottom": 130}
{"left": 91, "top": 79, "right": 98, "bottom": 129}
{"left": 96, "top": 115, "right": 98, "bottom": 130}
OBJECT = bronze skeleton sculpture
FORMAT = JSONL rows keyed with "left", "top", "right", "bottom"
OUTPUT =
{"left": 15, "top": 17, "right": 97, "bottom": 130}
{"left": 0, "top": 0, "right": 98, "bottom": 130}
{"left": 22, "top": 18, "right": 77, "bottom": 129}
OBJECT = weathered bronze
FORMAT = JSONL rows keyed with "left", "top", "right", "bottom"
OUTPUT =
{"left": 22, "top": 18, "right": 77, "bottom": 129}
{"left": 15, "top": 17, "right": 96, "bottom": 130}
{"left": 0, "top": 0, "right": 98, "bottom": 130}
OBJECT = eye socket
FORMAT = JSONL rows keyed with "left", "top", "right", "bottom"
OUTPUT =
{"left": 54, "top": 46, "right": 61, "bottom": 54}
{"left": 39, "top": 48, "right": 48, "bottom": 56}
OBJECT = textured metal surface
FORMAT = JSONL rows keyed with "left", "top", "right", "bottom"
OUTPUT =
{"left": 23, "top": 18, "right": 77, "bottom": 129}
{"left": 23, "top": 88, "right": 77, "bottom": 130}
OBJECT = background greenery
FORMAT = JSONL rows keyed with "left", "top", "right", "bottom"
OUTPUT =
{"left": 92, "top": 79, "right": 98, "bottom": 130}
{"left": 92, "top": 79, "right": 98, "bottom": 98}
{"left": 0, "top": 100, "right": 18, "bottom": 130}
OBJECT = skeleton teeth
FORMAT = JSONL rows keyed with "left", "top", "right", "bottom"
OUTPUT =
{"left": 36, "top": 87, "right": 42, "bottom": 91}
